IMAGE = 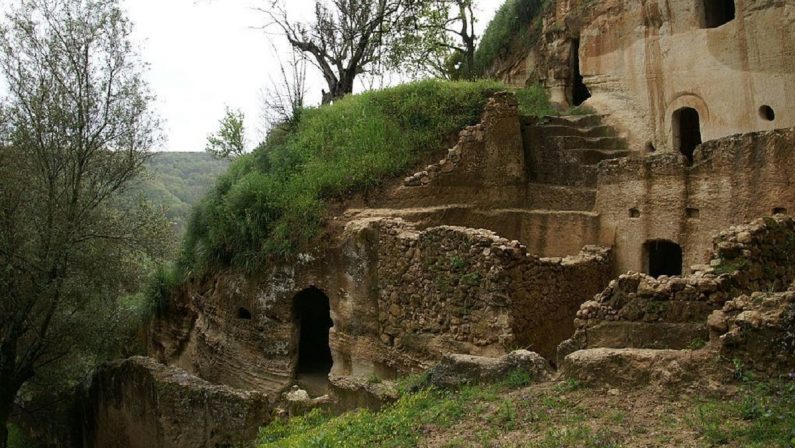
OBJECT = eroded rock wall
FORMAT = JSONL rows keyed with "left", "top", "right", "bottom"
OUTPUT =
{"left": 560, "top": 214, "right": 795, "bottom": 361}
{"left": 503, "top": 0, "right": 795, "bottom": 152}
{"left": 597, "top": 127, "right": 795, "bottom": 274}
{"left": 82, "top": 357, "right": 272, "bottom": 448}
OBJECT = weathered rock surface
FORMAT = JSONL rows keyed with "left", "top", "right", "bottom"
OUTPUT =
{"left": 82, "top": 356, "right": 272, "bottom": 448}
{"left": 710, "top": 291, "right": 795, "bottom": 374}
{"left": 561, "top": 348, "right": 718, "bottom": 388}
{"left": 424, "top": 350, "right": 552, "bottom": 389}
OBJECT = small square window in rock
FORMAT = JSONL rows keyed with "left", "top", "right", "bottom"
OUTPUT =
{"left": 686, "top": 208, "right": 700, "bottom": 219}
{"left": 773, "top": 207, "right": 787, "bottom": 215}
{"left": 629, "top": 208, "right": 641, "bottom": 218}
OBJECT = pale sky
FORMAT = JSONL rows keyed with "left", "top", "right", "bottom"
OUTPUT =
{"left": 122, "top": 0, "right": 504, "bottom": 151}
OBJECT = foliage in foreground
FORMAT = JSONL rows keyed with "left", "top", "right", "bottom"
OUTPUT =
{"left": 177, "top": 79, "right": 554, "bottom": 275}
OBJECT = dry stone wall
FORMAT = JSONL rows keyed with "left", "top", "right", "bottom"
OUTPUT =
{"left": 346, "top": 218, "right": 613, "bottom": 367}
{"left": 560, "top": 215, "right": 795, "bottom": 361}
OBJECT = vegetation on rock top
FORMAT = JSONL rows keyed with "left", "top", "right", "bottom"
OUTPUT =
{"left": 174, "top": 79, "right": 554, "bottom": 278}
{"left": 473, "top": 0, "right": 550, "bottom": 76}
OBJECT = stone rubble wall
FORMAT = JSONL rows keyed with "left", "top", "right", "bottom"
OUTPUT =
{"left": 82, "top": 357, "right": 273, "bottom": 448}
{"left": 709, "top": 290, "right": 795, "bottom": 374}
{"left": 344, "top": 218, "right": 613, "bottom": 370}
{"left": 559, "top": 215, "right": 795, "bottom": 362}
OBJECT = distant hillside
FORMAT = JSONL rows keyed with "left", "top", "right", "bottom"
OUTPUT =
{"left": 131, "top": 152, "right": 229, "bottom": 237}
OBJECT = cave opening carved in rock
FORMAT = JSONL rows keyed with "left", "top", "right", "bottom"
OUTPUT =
{"left": 293, "top": 286, "right": 334, "bottom": 375}
{"left": 673, "top": 107, "right": 702, "bottom": 165}
{"left": 703, "top": 0, "right": 735, "bottom": 28}
{"left": 571, "top": 39, "right": 591, "bottom": 106}
{"left": 644, "top": 240, "right": 683, "bottom": 278}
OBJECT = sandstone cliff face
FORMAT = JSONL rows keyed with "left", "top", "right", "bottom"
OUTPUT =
{"left": 82, "top": 357, "right": 272, "bottom": 448}
{"left": 500, "top": 0, "right": 795, "bottom": 152}
{"left": 597, "top": 127, "right": 795, "bottom": 274}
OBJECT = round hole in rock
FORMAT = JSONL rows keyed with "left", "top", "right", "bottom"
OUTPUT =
{"left": 644, "top": 142, "right": 656, "bottom": 153}
{"left": 773, "top": 207, "right": 787, "bottom": 215}
{"left": 759, "top": 105, "right": 775, "bottom": 121}
{"left": 237, "top": 307, "right": 252, "bottom": 320}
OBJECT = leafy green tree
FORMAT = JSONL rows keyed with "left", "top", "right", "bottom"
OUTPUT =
{"left": 205, "top": 107, "right": 246, "bottom": 159}
{"left": 0, "top": 0, "right": 167, "bottom": 446}
{"left": 399, "top": 0, "right": 478, "bottom": 80}
{"left": 261, "top": 0, "right": 420, "bottom": 104}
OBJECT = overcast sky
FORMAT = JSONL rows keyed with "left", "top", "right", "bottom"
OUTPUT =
{"left": 122, "top": 0, "right": 503, "bottom": 151}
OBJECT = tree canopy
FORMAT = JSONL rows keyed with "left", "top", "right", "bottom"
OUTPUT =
{"left": 0, "top": 0, "right": 167, "bottom": 445}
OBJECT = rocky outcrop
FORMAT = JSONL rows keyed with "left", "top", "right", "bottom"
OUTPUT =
{"left": 82, "top": 357, "right": 273, "bottom": 448}
{"left": 424, "top": 350, "right": 552, "bottom": 389}
{"left": 560, "top": 348, "right": 719, "bottom": 389}
{"left": 709, "top": 290, "right": 795, "bottom": 375}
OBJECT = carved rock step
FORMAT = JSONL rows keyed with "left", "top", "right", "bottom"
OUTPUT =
{"left": 543, "top": 114, "right": 606, "bottom": 128}
{"left": 557, "top": 135, "right": 627, "bottom": 151}
{"left": 561, "top": 348, "right": 718, "bottom": 388}
{"left": 566, "top": 148, "right": 634, "bottom": 166}
{"left": 524, "top": 184, "right": 596, "bottom": 211}
{"left": 537, "top": 124, "right": 617, "bottom": 138}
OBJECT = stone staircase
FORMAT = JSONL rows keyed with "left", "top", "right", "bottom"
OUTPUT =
{"left": 523, "top": 114, "right": 631, "bottom": 201}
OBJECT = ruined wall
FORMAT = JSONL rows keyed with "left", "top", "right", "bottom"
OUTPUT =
{"left": 560, "top": 214, "right": 795, "bottom": 361}
{"left": 509, "top": 0, "right": 795, "bottom": 152}
{"left": 339, "top": 218, "right": 613, "bottom": 367}
{"left": 597, "top": 128, "right": 795, "bottom": 274}
{"left": 82, "top": 357, "right": 272, "bottom": 448}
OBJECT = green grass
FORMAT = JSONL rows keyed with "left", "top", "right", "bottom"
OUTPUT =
{"left": 689, "top": 380, "right": 795, "bottom": 447}
{"left": 256, "top": 386, "right": 490, "bottom": 448}
{"left": 175, "top": 79, "right": 554, "bottom": 276}
{"left": 474, "top": 0, "right": 549, "bottom": 75}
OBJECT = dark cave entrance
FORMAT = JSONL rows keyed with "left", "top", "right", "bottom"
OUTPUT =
{"left": 571, "top": 39, "right": 592, "bottom": 106}
{"left": 644, "top": 240, "right": 683, "bottom": 278}
{"left": 703, "top": 0, "right": 735, "bottom": 28}
{"left": 294, "top": 287, "right": 333, "bottom": 375}
{"left": 673, "top": 107, "right": 702, "bottom": 165}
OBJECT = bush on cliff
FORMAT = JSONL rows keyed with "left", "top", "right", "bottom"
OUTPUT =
{"left": 177, "top": 79, "right": 552, "bottom": 275}
{"left": 474, "top": 0, "right": 549, "bottom": 75}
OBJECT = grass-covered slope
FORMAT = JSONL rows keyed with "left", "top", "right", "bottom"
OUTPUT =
{"left": 256, "top": 377, "right": 795, "bottom": 448}
{"left": 178, "top": 80, "right": 551, "bottom": 274}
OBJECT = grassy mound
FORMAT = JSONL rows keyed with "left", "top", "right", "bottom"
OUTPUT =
{"left": 177, "top": 79, "right": 552, "bottom": 275}
{"left": 474, "top": 0, "right": 550, "bottom": 76}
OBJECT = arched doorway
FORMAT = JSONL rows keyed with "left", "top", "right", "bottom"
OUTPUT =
{"left": 293, "top": 287, "right": 333, "bottom": 376}
{"left": 571, "top": 39, "right": 591, "bottom": 106}
{"left": 644, "top": 240, "right": 683, "bottom": 278}
{"left": 672, "top": 107, "right": 702, "bottom": 165}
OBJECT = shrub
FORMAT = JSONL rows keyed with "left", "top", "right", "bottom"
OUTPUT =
{"left": 144, "top": 263, "right": 183, "bottom": 316}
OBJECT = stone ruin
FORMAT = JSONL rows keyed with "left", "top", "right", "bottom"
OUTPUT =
{"left": 80, "top": 1, "right": 795, "bottom": 446}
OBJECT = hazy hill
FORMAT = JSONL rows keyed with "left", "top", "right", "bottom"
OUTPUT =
{"left": 131, "top": 152, "right": 229, "bottom": 237}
